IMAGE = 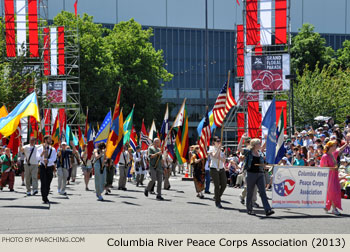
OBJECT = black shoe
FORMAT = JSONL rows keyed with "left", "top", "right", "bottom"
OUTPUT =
{"left": 136, "top": 182, "right": 139, "bottom": 187}
{"left": 43, "top": 200, "right": 50, "bottom": 204}
{"left": 253, "top": 202, "right": 260, "bottom": 208}
{"left": 85, "top": 187, "right": 89, "bottom": 191}
{"left": 144, "top": 189, "right": 148, "bottom": 197}
{"left": 122, "top": 187, "right": 127, "bottom": 191}
{"left": 204, "top": 191, "right": 211, "bottom": 194}
{"left": 10, "top": 189, "right": 14, "bottom": 192}
{"left": 215, "top": 202, "right": 223, "bottom": 209}
{"left": 105, "top": 192, "right": 109, "bottom": 195}
{"left": 247, "top": 210, "right": 255, "bottom": 215}
{"left": 140, "top": 183, "right": 144, "bottom": 186}
{"left": 156, "top": 196, "right": 164, "bottom": 200}
{"left": 150, "top": 191, "right": 156, "bottom": 195}
{"left": 118, "top": 187, "right": 122, "bottom": 190}
{"left": 240, "top": 196, "right": 245, "bottom": 205}
{"left": 33, "top": 190, "right": 38, "bottom": 195}
{"left": 107, "top": 189, "right": 111, "bottom": 193}
{"left": 199, "top": 195, "right": 204, "bottom": 199}
{"left": 266, "top": 209, "right": 275, "bottom": 216}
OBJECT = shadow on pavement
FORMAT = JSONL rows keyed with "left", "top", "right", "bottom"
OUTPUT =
{"left": 187, "top": 201, "right": 210, "bottom": 206}
{"left": 122, "top": 201, "right": 141, "bottom": 206}
{"left": 2, "top": 205, "right": 49, "bottom": 210}
{"left": 118, "top": 195, "right": 137, "bottom": 199}
{"left": 0, "top": 198, "right": 18, "bottom": 201}
{"left": 100, "top": 199, "right": 115, "bottom": 203}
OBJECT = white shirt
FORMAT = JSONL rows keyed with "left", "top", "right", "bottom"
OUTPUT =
{"left": 36, "top": 145, "right": 57, "bottom": 167}
{"left": 23, "top": 144, "right": 40, "bottom": 165}
{"left": 119, "top": 150, "right": 130, "bottom": 165}
{"left": 208, "top": 146, "right": 225, "bottom": 170}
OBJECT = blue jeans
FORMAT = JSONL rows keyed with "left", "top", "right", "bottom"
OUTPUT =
{"left": 205, "top": 170, "right": 211, "bottom": 192}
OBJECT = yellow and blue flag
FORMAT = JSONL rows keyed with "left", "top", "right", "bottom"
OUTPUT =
{"left": 0, "top": 92, "right": 40, "bottom": 137}
{"left": 197, "top": 109, "right": 217, "bottom": 137}
{"left": 94, "top": 111, "right": 112, "bottom": 145}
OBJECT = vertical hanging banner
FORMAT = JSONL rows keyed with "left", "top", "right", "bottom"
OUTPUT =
{"left": 275, "top": 0, "right": 287, "bottom": 44}
{"left": 16, "top": 0, "right": 26, "bottom": 56}
{"left": 260, "top": 0, "right": 272, "bottom": 45}
{"left": 44, "top": 109, "right": 51, "bottom": 134}
{"left": 244, "top": 54, "right": 290, "bottom": 91}
{"left": 42, "top": 81, "right": 67, "bottom": 103}
{"left": 43, "top": 27, "right": 51, "bottom": 76}
{"left": 272, "top": 166, "right": 329, "bottom": 208}
{"left": 28, "top": 0, "right": 39, "bottom": 57}
{"left": 248, "top": 101, "right": 261, "bottom": 138}
{"left": 5, "top": 0, "right": 16, "bottom": 57}
{"left": 236, "top": 25, "right": 244, "bottom": 77}
{"left": 237, "top": 112, "right": 245, "bottom": 144}
{"left": 50, "top": 27, "right": 58, "bottom": 76}
{"left": 276, "top": 100, "right": 288, "bottom": 134}
{"left": 255, "top": 24, "right": 262, "bottom": 55}
{"left": 58, "top": 26, "right": 65, "bottom": 75}
{"left": 246, "top": 0, "right": 258, "bottom": 45}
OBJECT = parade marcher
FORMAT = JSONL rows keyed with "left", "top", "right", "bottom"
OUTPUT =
{"left": 17, "top": 148, "right": 25, "bottom": 186}
{"left": 56, "top": 142, "right": 77, "bottom": 196}
{"left": 163, "top": 152, "right": 172, "bottom": 190}
{"left": 208, "top": 136, "right": 227, "bottom": 208}
{"left": 320, "top": 140, "right": 348, "bottom": 215}
{"left": 191, "top": 146, "right": 205, "bottom": 198}
{"left": 21, "top": 137, "right": 40, "bottom": 196}
{"left": 69, "top": 148, "right": 81, "bottom": 183}
{"left": 81, "top": 144, "right": 92, "bottom": 191}
{"left": 93, "top": 142, "right": 106, "bottom": 201}
{"left": 36, "top": 135, "right": 57, "bottom": 204}
{"left": 204, "top": 155, "right": 211, "bottom": 194}
{"left": 133, "top": 146, "right": 146, "bottom": 187}
{"left": 105, "top": 158, "right": 115, "bottom": 194}
{"left": 118, "top": 145, "right": 130, "bottom": 191}
{"left": 144, "top": 138, "right": 164, "bottom": 200}
{"left": 127, "top": 147, "right": 133, "bottom": 183}
{"left": 239, "top": 137, "right": 274, "bottom": 216}
{"left": 0, "top": 147, "right": 17, "bottom": 191}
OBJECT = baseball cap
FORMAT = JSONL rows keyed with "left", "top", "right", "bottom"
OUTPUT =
{"left": 320, "top": 134, "right": 326, "bottom": 138}
{"left": 282, "top": 157, "right": 288, "bottom": 161}
{"left": 61, "top": 141, "right": 67, "bottom": 145}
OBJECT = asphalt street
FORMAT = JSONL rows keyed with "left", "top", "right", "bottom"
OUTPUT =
{"left": 0, "top": 172, "right": 349, "bottom": 234}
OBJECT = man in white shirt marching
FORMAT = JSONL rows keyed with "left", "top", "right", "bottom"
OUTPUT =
{"left": 118, "top": 145, "right": 130, "bottom": 191}
{"left": 21, "top": 137, "right": 40, "bottom": 196}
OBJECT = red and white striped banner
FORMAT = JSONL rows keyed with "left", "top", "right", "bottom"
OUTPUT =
{"left": 246, "top": 0, "right": 258, "bottom": 46}
{"left": 236, "top": 24, "right": 244, "bottom": 77}
{"left": 43, "top": 26, "right": 65, "bottom": 76}
{"left": 275, "top": 0, "right": 287, "bottom": 44}
{"left": 4, "top": 0, "right": 39, "bottom": 58}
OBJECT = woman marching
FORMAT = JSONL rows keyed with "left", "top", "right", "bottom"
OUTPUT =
{"left": 93, "top": 142, "right": 107, "bottom": 201}
{"left": 320, "top": 140, "right": 348, "bottom": 215}
{"left": 237, "top": 134, "right": 274, "bottom": 216}
{"left": 191, "top": 145, "right": 205, "bottom": 199}
{"left": 81, "top": 144, "right": 93, "bottom": 191}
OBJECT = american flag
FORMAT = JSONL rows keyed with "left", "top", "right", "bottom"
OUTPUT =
{"left": 212, "top": 82, "right": 237, "bottom": 127}
{"left": 198, "top": 110, "right": 211, "bottom": 159}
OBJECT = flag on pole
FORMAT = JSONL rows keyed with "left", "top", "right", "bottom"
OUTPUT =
{"left": 84, "top": 107, "right": 89, "bottom": 139}
{"left": 173, "top": 101, "right": 189, "bottom": 164}
{"left": 197, "top": 109, "right": 217, "bottom": 136}
{"left": 8, "top": 122, "right": 21, "bottom": 156}
{"left": 160, "top": 103, "right": 169, "bottom": 141}
{"left": 261, "top": 97, "right": 277, "bottom": 164}
{"left": 140, "top": 119, "right": 150, "bottom": 150}
{"left": 51, "top": 114, "right": 60, "bottom": 149}
{"left": 198, "top": 109, "right": 211, "bottom": 159}
{"left": 78, "top": 126, "right": 85, "bottom": 148}
{"left": 236, "top": 0, "right": 240, "bottom": 5}
{"left": 87, "top": 124, "right": 94, "bottom": 159}
{"left": 130, "top": 126, "right": 137, "bottom": 152}
{"left": 148, "top": 120, "right": 157, "bottom": 141}
{"left": 123, "top": 106, "right": 134, "bottom": 144}
{"left": 275, "top": 109, "right": 286, "bottom": 164}
{"left": 212, "top": 82, "right": 236, "bottom": 127}
{"left": 74, "top": 0, "right": 78, "bottom": 17}
{"left": 94, "top": 111, "right": 112, "bottom": 145}
{"left": 0, "top": 92, "right": 40, "bottom": 137}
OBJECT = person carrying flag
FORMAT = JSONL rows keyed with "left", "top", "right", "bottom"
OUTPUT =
{"left": 118, "top": 145, "right": 130, "bottom": 191}
{"left": 144, "top": 138, "right": 164, "bottom": 200}
{"left": 133, "top": 146, "right": 146, "bottom": 187}
{"left": 21, "top": 137, "right": 40, "bottom": 196}
{"left": 163, "top": 152, "right": 172, "bottom": 190}
{"left": 81, "top": 144, "right": 93, "bottom": 191}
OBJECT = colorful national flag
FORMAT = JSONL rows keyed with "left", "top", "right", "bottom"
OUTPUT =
{"left": 140, "top": 119, "right": 150, "bottom": 151}
{"left": 198, "top": 109, "right": 211, "bottom": 159}
{"left": 275, "top": 109, "right": 286, "bottom": 164}
{"left": 0, "top": 106, "right": 8, "bottom": 145}
{"left": 0, "top": 92, "right": 40, "bottom": 137}
{"left": 148, "top": 120, "right": 157, "bottom": 141}
{"left": 160, "top": 103, "right": 169, "bottom": 141}
{"left": 84, "top": 107, "right": 89, "bottom": 139}
{"left": 261, "top": 97, "right": 277, "bottom": 164}
{"left": 129, "top": 126, "right": 137, "bottom": 152}
{"left": 197, "top": 109, "right": 217, "bottom": 136}
{"left": 94, "top": 111, "right": 112, "bottom": 145}
{"left": 173, "top": 100, "right": 189, "bottom": 164}
{"left": 123, "top": 106, "right": 134, "bottom": 145}
{"left": 51, "top": 114, "right": 60, "bottom": 150}
{"left": 87, "top": 124, "right": 94, "bottom": 160}
{"left": 78, "top": 126, "right": 85, "bottom": 148}
{"left": 212, "top": 82, "right": 236, "bottom": 127}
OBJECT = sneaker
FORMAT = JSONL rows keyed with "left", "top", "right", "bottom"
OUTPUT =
{"left": 33, "top": 190, "right": 38, "bottom": 196}
{"left": 156, "top": 195, "right": 164, "bottom": 200}
{"left": 26, "top": 192, "right": 31, "bottom": 196}
{"left": 60, "top": 191, "right": 67, "bottom": 196}
{"left": 97, "top": 196, "right": 104, "bottom": 201}
{"left": 266, "top": 209, "right": 275, "bottom": 216}
{"left": 144, "top": 189, "right": 148, "bottom": 197}
{"left": 332, "top": 209, "right": 341, "bottom": 216}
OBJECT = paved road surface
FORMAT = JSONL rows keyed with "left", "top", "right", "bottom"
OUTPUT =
{"left": 0, "top": 173, "right": 349, "bottom": 234}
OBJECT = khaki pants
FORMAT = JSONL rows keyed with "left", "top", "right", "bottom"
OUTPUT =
{"left": 163, "top": 168, "right": 171, "bottom": 189}
{"left": 118, "top": 165, "right": 128, "bottom": 189}
{"left": 146, "top": 168, "right": 163, "bottom": 196}
{"left": 136, "top": 174, "right": 144, "bottom": 184}
{"left": 236, "top": 173, "right": 245, "bottom": 187}
{"left": 210, "top": 168, "right": 227, "bottom": 204}
{"left": 57, "top": 168, "right": 68, "bottom": 193}
{"left": 71, "top": 164, "right": 78, "bottom": 180}
{"left": 24, "top": 164, "right": 38, "bottom": 192}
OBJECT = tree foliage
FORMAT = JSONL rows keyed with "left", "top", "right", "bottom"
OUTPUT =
{"left": 53, "top": 12, "right": 173, "bottom": 129}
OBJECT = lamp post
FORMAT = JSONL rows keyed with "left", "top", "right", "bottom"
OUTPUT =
{"left": 205, "top": 0, "right": 209, "bottom": 107}
{"left": 286, "top": 74, "right": 296, "bottom": 135}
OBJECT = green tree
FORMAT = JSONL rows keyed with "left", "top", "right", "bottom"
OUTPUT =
{"left": 291, "top": 23, "right": 335, "bottom": 75}
{"left": 53, "top": 12, "right": 173, "bottom": 129}
{"left": 294, "top": 65, "right": 350, "bottom": 127}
